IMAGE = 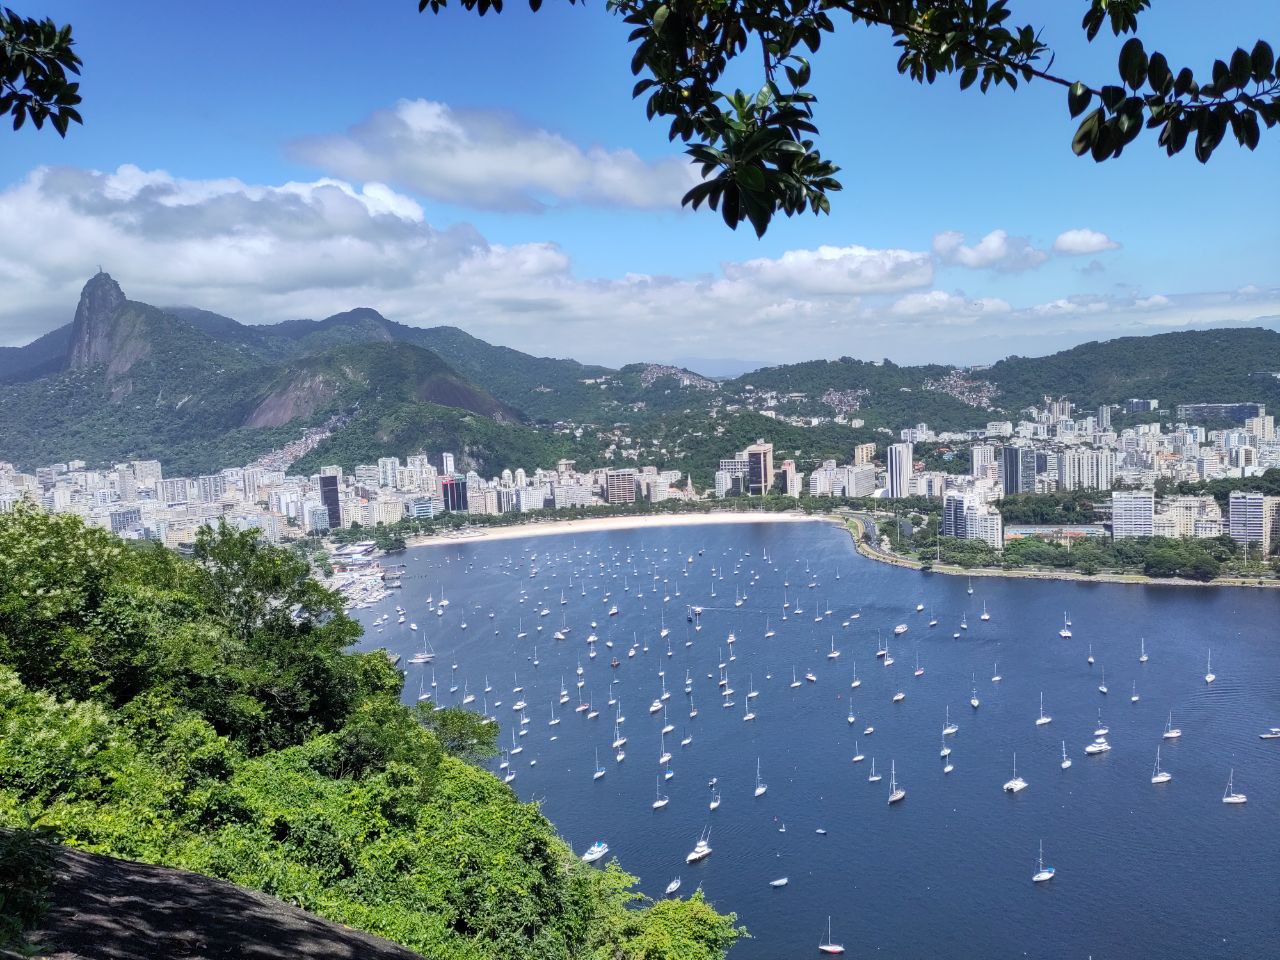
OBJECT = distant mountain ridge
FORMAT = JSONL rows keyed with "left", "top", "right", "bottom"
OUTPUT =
{"left": 2, "top": 273, "right": 1278, "bottom": 475}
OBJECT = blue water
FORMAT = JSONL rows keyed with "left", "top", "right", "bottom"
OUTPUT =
{"left": 352, "top": 520, "right": 1280, "bottom": 959}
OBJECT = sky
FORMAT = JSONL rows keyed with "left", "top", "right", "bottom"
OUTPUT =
{"left": 1, "top": 0, "right": 1277, "bottom": 370}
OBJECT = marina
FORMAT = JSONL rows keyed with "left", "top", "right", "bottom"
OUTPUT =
{"left": 353, "top": 519, "right": 1278, "bottom": 959}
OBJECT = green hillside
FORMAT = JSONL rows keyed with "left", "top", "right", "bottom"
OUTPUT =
{"left": 0, "top": 508, "right": 740, "bottom": 959}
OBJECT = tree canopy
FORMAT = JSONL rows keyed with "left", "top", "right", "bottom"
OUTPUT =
{"left": 416, "top": 0, "right": 1278, "bottom": 234}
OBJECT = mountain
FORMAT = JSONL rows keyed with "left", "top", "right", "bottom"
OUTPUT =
{"left": 0, "top": 277, "right": 518, "bottom": 473}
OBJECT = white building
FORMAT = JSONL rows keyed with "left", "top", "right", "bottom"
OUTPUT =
{"left": 1111, "top": 490, "right": 1155, "bottom": 539}
{"left": 886, "top": 442, "right": 913, "bottom": 499}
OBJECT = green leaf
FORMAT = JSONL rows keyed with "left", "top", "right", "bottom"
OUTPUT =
{"left": 1068, "top": 81, "right": 1092, "bottom": 118}
{"left": 1071, "top": 108, "right": 1103, "bottom": 156}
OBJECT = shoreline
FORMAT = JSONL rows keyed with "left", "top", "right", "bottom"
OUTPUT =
{"left": 399, "top": 511, "right": 826, "bottom": 549}
{"left": 840, "top": 516, "right": 1280, "bottom": 590}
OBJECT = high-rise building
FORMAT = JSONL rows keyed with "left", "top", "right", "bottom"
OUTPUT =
{"left": 886, "top": 442, "right": 913, "bottom": 499}
{"left": 377, "top": 457, "right": 400, "bottom": 488}
{"left": 1057, "top": 449, "right": 1115, "bottom": 491}
{"left": 853, "top": 442, "right": 877, "bottom": 466}
{"left": 441, "top": 475, "right": 468, "bottom": 512}
{"left": 318, "top": 474, "right": 342, "bottom": 528}
{"left": 605, "top": 469, "right": 638, "bottom": 504}
{"left": 970, "top": 444, "right": 996, "bottom": 478}
{"left": 195, "top": 474, "right": 227, "bottom": 504}
{"left": 743, "top": 440, "right": 774, "bottom": 496}
{"left": 440, "top": 452, "right": 456, "bottom": 475}
{"left": 1111, "top": 490, "right": 1155, "bottom": 539}
{"left": 1097, "top": 405, "right": 1112, "bottom": 429}
{"left": 942, "top": 491, "right": 1003, "bottom": 548}
{"left": 779, "top": 459, "right": 802, "bottom": 497}
{"left": 1000, "top": 446, "right": 1037, "bottom": 495}
{"left": 1227, "top": 491, "right": 1278, "bottom": 554}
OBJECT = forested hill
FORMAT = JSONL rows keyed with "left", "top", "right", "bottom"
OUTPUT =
{"left": 983, "top": 328, "right": 1280, "bottom": 413}
{"left": 0, "top": 509, "right": 741, "bottom": 959}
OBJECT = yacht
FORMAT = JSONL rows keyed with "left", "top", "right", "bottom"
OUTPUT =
{"left": 769, "top": 877, "right": 788, "bottom": 888}
{"left": 868, "top": 758, "right": 881, "bottom": 783}
{"left": 916, "top": 602, "right": 925, "bottom": 612}
{"left": 893, "top": 623, "right": 909, "bottom": 635}
{"left": 942, "top": 706, "right": 958, "bottom": 736}
{"left": 940, "top": 736, "right": 951, "bottom": 759}
{"left": 1085, "top": 736, "right": 1111, "bottom": 755}
{"left": 708, "top": 790, "right": 721, "bottom": 811}
{"left": 818, "top": 917, "right": 845, "bottom": 955}
{"left": 1032, "top": 840, "right": 1056, "bottom": 883}
{"left": 592, "top": 749, "right": 605, "bottom": 780}
{"left": 1002, "top": 753, "right": 1028, "bottom": 793}
{"left": 805, "top": 670, "right": 818, "bottom": 683}
{"left": 892, "top": 690, "right": 905, "bottom": 703}
{"left": 1060, "top": 741, "right": 1072, "bottom": 769}
{"left": 979, "top": 602, "right": 990, "bottom": 622}
{"left": 1222, "top": 769, "right": 1247, "bottom": 804}
{"left": 1260, "top": 728, "right": 1280, "bottom": 739}
{"left": 1204, "top": 650, "right": 1216, "bottom": 684}
{"left": 827, "top": 636, "right": 841, "bottom": 660}
{"left": 664, "top": 877, "right": 681, "bottom": 896}
{"left": 1094, "top": 710, "right": 1109, "bottom": 736}
{"left": 1151, "top": 746, "right": 1171, "bottom": 784}
{"left": 850, "top": 665, "right": 861, "bottom": 689}
{"left": 581, "top": 841, "right": 609, "bottom": 864}
{"left": 754, "top": 758, "right": 767, "bottom": 797}
{"left": 851, "top": 742, "right": 865, "bottom": 763}
{"left": 1059, "top": 613, "right": 1072, "bottom": 638}
{"left": 1162, "top": 711, "right": 1182, "bottom": 740}
{"left": 685, "top": 828, "right": 713, "bottom": 862}
{"left": 887, "top": 760, "right": 906, "bottom": 804}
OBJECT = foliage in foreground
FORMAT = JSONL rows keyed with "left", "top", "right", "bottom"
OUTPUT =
{"left": 0, "top": 508, "right": 741, "bottom": 958}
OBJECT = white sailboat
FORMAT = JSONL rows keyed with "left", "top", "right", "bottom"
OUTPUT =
{"left": 980, "top": 601, "right": 990, "bottom": 622}
{"left": 1139, "top": 637, "right": 1148, "bottom": 663}
{"left": 1036, "top": 692, "right": 1052, "bottom": 726}
{"left": 827, "top": 636, "right": 840, "bottom": 660}
{"left": 1162, "top": 711, "right": 1182, "bottom": 740}
{"left": 868, "top": 758, "right": 881, "bottom": 782}
{"left": 1002, "top": 752, "right": 1028, "bottom": 793}
{"left": 754, "top": 757, "right": 767, "bottom": 797}
{"left": 1222, "top": 769, "right": 1247, "bottom": 804}
{"left": 592, "top": 749, "right": 605, "bottom": 780}
{"left": 1059, "top": 613, "right": 1072, "bottom": 638}
{"left": 851, "top": 742, "right": 864, "bottom": 763}
{"left": 818, "top": 916, "right": 845, "bottom": 955}
{"left": 1204, "top": 649, "right": 1216, "bottom": 684}
{"left": 1151, "top": 746, "right": 1171, "bottom": 784}
{"left": 1098, "top": 666, "right": 1108, "bottom": 695}
{"left": 942, "top": 706, "right": 958, "bottom": 736}
{"left": 652, "top": 777, "right": 669, "bottom": 809}
{"left": 1130, "top": 680, "right": 1140, "bottom": 703}
{"left": 1032, "top": 840, "right": 1055, "bottom": 883}
{"left": 887, "top": 760, "right": 906, "bottom": 804}
{"left": 1060, "top": 741, "right": 1072, "bottom": 769}
{"left": 991, "top": 661, "right": 1002, "bottom": 683}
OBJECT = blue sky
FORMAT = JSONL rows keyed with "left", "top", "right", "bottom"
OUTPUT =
{"left": 1, "top": 0, "right": 1276, "bottom": 368}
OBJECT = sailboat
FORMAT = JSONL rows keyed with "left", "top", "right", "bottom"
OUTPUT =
{"left": 592, "top": 749, "right": 605, "bottom": 780}
{"left": 1087, "top": 643, "right": 1094, "bottom": 665}
{"left": 1060, "top": 741, "right": 1072, "bottom": 769}
{"left": 708, "top": 789, "right": 721, "bottom": 811}
{"left": 1036, "top": 692, "right": 1052, "bottom": 726}
{"left": 789, "top": 667, "right": 802, "bottom": 689}
{"left": 942, "top": 706, "right": 958, "bottom": 736}
{"left": 1204, "top": 650, "right": 1216, "bottom": 684}
{"left": 1151, "top": 746, "right": 1171, "bottom": 784}
{"left": 980, "top": 601, "right": 990, "bottom": 622}
{"left": 868, "top": 758, "right": 881, "bottom": 782}
{"left": 887, "top": 760, "right": 906, "bottom": 804}
{"left": 914, "top": 652, "right": 924, "bottom": 678}
{"left": 1098, "top": 666, "right": 1108, "bottom": 695}
{"left": 1032, "top": 840, "right": 1055, "bottom": 882}
{"left": 1222, "top": 769, "right": 1247, "bottom": 804}
{"left": 652, "top": 777, "right": 670, "bottom": 809}
{"left": 1139, "top": 637, "right": 1148, "bottom": 663}
{"left": 1130, "top": 680, "right": 1140, "bottom": 703}
{"left": 754, "top": 758, "right": 767, "bottom": 797}
{"left": 1162, "top": 711, "right": 1182, "bottom": 740}
{"left": 818, "top": 916, "right": 845, "bottom": 955}
{"left": 851, "top": 742, "right": 864, "bottom": 763}
{"left": 1002, "top": 752, "right": 1028, "bottom": 793}
{"left": 991, "top": 661, "right": 1002, "bottom": 682}
{"left": 1059, "top": 613, "right": 1072, "bottom": 638}
{"left": 827, "top": 636, "right": 840, "bottom": 660}
{"left": 966, "top": 578, "right": 974, "bottom": 595}
{"left": 850, "top": 664, "right": 861, "bottom": 689}
{"left": 970, "top": 677, "right": 980, "bottom": 709}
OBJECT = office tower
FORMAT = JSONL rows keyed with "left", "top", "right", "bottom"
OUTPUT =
{"left": 886, "top": 442, "right": 913, "bottom": 499}
{"left": 942, "top": 491, "right": 1003, "bottom": 548}
{"left": 318, "top": 474, "right": 342, "bottom": 528}
{"left": 853, "top": 442, "right": 877, "bottom": 466}
{"left": 1097, "top": 405, "right": 1111, "bottom": 429}
{"left": 970, "top": 444, "right": 996, "bottom": 478}
{"left": 779, "top": 459, "right": 802, "bottom": 497}
{"left": 441, "top": 475, "right": 468, "bottom": 512}
{"left": 1000, "top": 446, "right": 1037, "bottom": 495}
{"left": 605, "top": 469, "right": 638, "bottom": 504}
{"left": 743, "top": 440, "right": 774, "bottom": 496}
{"left": 847, "top": 465, "right": 876, "bottom": 498}
{"left": 1111, "top": 490, "right": 1155, "bottom": 539}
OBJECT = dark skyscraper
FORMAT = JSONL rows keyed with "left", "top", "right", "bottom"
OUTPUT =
{"left": 1001, "top": 446, "right": 1037, "bottom": 495}
{"left": 442, "top": 476, "right": 468, "bottom": 513}
{"left": 319, "top": 474, "right": 341, "bottom": 528}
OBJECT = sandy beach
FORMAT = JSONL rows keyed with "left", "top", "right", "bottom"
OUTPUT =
{"left": 403, "top": 511, "right": 826, "bottom": 549}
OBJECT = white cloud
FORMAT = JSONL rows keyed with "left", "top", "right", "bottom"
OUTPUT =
{"left": 1053, "top": 228, "right": 1120, "bottom": 255}
{"left": 0, "top": 165, "right": 1275, "bottom": 368}
{"left": 931, "top": 229, "right": 1050, "bottom": 272}
{"left": 290, "top": 99, "right": 700, "bottom": 212}
{"left": 723, "top": 244, "right": 933, "bottom": 296}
